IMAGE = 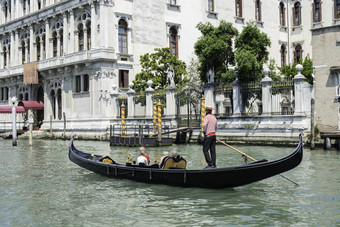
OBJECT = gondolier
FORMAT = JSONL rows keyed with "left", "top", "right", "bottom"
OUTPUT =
{"left": 202, "top": 106, "right": 218, "bottom": 168}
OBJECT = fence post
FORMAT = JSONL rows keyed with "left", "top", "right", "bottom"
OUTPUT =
{"left": 110, "top": 84, "right": 119, "bottom": 119}
{"left": 232, "top": 71, "right": 242, "bottom": 116}
{"left": 145, "top": 80, "right": 154, "bottom": 118}
{"left": 11, "top": 97, "right": 17, "bottom": 146}
{"left": 293, "top": 64, "right": 306, "bottom": 115}
{"left": 127, "top": 82, "right": 135, "bottom": 118}
{"left": 165, "top": 84, "right": 176, "bottom": 117}
{"left": 261, "top": 68, "right": 273, "bottom": 116}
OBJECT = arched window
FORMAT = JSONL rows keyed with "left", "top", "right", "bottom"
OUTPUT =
{"left": 3, "top": 47, "right": 7, "bottom": 67}
{"left": 280, "top": 2, "right": 286, "bottom": 26}
{"left": 255, "top": 0, "right": 262, "bottom": 21}
{"left": 169, "top": 26, "right": 178, "bottom": 58}
{"left": 52, "top": 32, "right": 57, "bottom": 57}
{"left": 78, "top": 24, "right": 84, "bottom": 51}
{"left": 293, "top": 2, "right": 301, "bottom": 26}
{"left": 294, "top": 44, "right": 302, "bottom": 63}
{"left": 336, "top": 0, "right": 340, "bottom": 19}
{"left": 235, "top": 0, "right": 242, "bottom": 17}
{"left": 4, "top": 2, "right": 8, "bottom": 21}
{"left": 59, "top": 30, "right": 63, "bottom": 56}
{"left": 38, "top": 0, "right": 41, "bottom": 9}
{"left": 36, "top": 37, "right": 41, "bottom": 61}
{"left": 21, "top": 41, "right": 26, "bottom": 64}
{"left": 280, "top": 45, "right": 286, "bottom": 67}
{"left": 86, "top": 21, "right": 91, "bottom": 50}
{"left": 118, "top": 19, "right": 128, "bottom": 55}
{"left": 313, "top": 0, "right": 322, "bottom": 23}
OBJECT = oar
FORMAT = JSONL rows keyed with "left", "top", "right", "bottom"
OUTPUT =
{"left": 216, "top": 138, "right": 299, "bottom": 186}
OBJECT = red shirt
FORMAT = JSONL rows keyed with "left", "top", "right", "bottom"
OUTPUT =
{"left": 144, "top": 153, "right": 150, "bottom": 163}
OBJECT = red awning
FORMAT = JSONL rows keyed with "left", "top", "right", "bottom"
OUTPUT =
{"left": 0, "top": 106, "right": 26, "bottom": 114}
{"left": 18, "top": 101, "right": 44, "bottom": 110}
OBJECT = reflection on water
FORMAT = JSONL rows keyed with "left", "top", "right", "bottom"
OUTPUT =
{"left": 0, "top": 138, "right": 339, "bottom": 226}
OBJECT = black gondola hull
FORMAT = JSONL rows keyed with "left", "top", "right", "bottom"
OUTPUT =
{"left": 69, "top": 135, "right": 303, "bottom": 189}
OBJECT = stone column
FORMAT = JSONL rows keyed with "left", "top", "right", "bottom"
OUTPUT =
{"left": 25, "top": 42, "right": 29, "bottom": 63}
{"left": 232, "top": 71, "right": 242, "bottom": 116}
{"left": 45, "top": 19, "right": 50, "bottom": 58}
{"left": 14, "top": 30, "right": 19, "bottom": 66}
{"left": 57, "top": 34, "right": 61, "bottom": 57}
{"left": 90, "top": 2, "right": 97, "bottom": 49}
{"left": 29, "top": 24, "right": 34, "bottom": 62}
{"left": 40, "top": 39, "right": 44, "bottom": 60}
{"left": 10, "top": 32, "right": 15, "bottom": 66}
{"left": 293, "top": 64, "right": 306, "bottom": 115}
{"left": 0, "top": 40, "right": 3, "bottom": 68}
{"left": 110, "top": 84, "right": 119, "bottom": 119}
{"left": 127, "top": 82, "right": 135, "bottom": 118}
{"left": 145, "top": 80, "right": 154, "bottom": 118}
{"left": 261, "top": 68, "right": 273, "bottom": 116}
{"left": 84, "top": 28, "right": 88, "bottom": 51}
{"left": 74, "top": 31, "right": 79, "bottom": 52}
{"left": 165, "top": 85, "right": 176, "bottom": 117}
{"left": 33, "top": 42, "right": 37, "bottom": 62}
{"left": 69, "top": 10, "right": 75, "bottom": 53}
{"left": 63, "top": 12, "right": 68, "bottom": 55}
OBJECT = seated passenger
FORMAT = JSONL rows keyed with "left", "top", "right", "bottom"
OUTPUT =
{"left": 139, "top": 146, "right": 150, "bottom": 165}
{"left": 159, "top": 151, "right": 169, "bottom": 167}
{"left": 136, "top": 149, "right": 148, "bottom": 165}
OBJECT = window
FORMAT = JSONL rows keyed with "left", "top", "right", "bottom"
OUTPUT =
{"left": 208, "top": 0, "right": 214, "bottom": 12}
{"left": 21, "top": 41, "right": 26, "bottom": 64}
{"left": 78, "top": 24, "right": 84, "bottom": 51}
{"left": 36, "top": 37, "right": 41, "bottom": 61}
{"left": 294, "top": 44, "right": 302, "bottom": 63}
{"left": 118, "top": 19, "right": 128, "bottom": 55}
{"left": 119, "top": 70, "right": 129, "bottom": 88}
{"left": 280, "top": 45, "right": 286, "bottom": 67}
{"left": 3, "top": 47, "right": 7, "bottom": 67}
{"left": 52, "top": 32, "right": 57, "bottom": 57}
{"left": 255, "top": 0, "right": 262, "bottom": 21}
{"left": 335, "top": 0, "right": 340, "bottom": 19}
{"left": 1, "top": 87, "right": 9, "bottom": 101}
{"left": 280, "top": 2, "right": 286, "bottom": 26}
{"left": 313, "top": 0, "right": 322, "bottom": 23}
{"left": 83, "top": 74, "right": 89, "bottom": 92}
{"left": 4, "top": 2, "right": 8, "bottom": 21}
{"left": 86, "top": 22, "right": 91, "bottom": 50}
{"left": 38, "top": 0, "right": 41, "bottom": 9}
{"left": 170, "top": 0, "right": 176, "bottom": 5}
{"left": 235, "top": 0, "right": 242, "bottom": 17}
{"left": 293, "top": 2, "right": 301, "bottom": 26}
{"left": 169, "top": 26, "right": 178, "bottom": 58}
{"left": 75, "top": 76, "right": 81, "bottom": 92}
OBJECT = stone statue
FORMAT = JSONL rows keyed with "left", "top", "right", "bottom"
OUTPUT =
{"left": 167, "top": 64, "right": 175, "bottom": 87}
{"left": 206, "top": 66, "right": 214, "bottom": 84}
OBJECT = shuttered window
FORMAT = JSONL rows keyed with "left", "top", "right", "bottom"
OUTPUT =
{"left": 235, "top": 0, "right": 242, "bottom": 17}
{"left": 119, "top": 70, "right": 129, "bottom": 88}
{"left": 313, "top": 0, "right": 322, "bottom": 23}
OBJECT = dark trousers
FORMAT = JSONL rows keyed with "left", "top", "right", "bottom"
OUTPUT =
{"left": 203, "top": 136, "right": 216, "bottom": 167}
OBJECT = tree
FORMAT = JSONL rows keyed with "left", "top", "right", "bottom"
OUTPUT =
{"left": 279, "top": 54, "right": 313, "bottom": 84}
{"left": 194, "top": 21, "right": 238, "bottom": 84}
{"left": 133, "top": 48, "right": 187, "bottom": 92}
{"left": 234, "top": 22, "right": 271, "bottom": 82}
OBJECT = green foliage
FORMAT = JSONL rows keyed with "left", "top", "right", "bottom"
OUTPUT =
{"left": 268, "top": 58, "right": 281, "bottom": 81}
{"left": 279, "top": 54, "right": 314, "bottom": 84}
{"left": 133, "top": 48, "right": 188, "bottom": 92}
{"left": 194, "top": 20, "right": 238, "bottom": 84}
{"left": 234, "top": 22, "right": 271, "bottom": 82}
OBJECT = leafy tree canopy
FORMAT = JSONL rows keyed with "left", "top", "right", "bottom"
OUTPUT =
{"left": 279, "top": 55, "right": 313, "bottom": 84}
{"left": 194, "top": 20, "right": 238, "bottom": 84}
{"left": 133, "top": 48, "right": 188, "bottom": 92}
{"left": 234, "top": 22, "right": 271, "bottom": 82}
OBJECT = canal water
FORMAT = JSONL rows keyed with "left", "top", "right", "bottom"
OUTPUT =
{"left": 0, "top": 138, "right": 339, "bottom": 226}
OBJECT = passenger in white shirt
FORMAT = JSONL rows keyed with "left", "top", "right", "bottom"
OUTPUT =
{"left": 136, "top": 149, "right": 147, "bottom": 165}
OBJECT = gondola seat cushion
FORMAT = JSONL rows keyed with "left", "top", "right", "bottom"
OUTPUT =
{"left": 98, "top": 156, "right": 116, "bottom": 164}
{"left": 162, "top": 156, "right": 187, "bottom": 169}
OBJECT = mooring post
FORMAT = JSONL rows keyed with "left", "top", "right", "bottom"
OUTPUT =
{"left": 139, "top": 125, "right": 142, "bottom": 145}
{"left": 28, "top": 112, "right": 33, "bottom": 146}
{"left": 50, "top": 115, "right": 52, "bottom": 134}
{"left": 153, "top": 101, "right": 157, "bottom": 134}
{"left": 310, "top": 98, "right": 315, "bottom": 150}
{"left": 11, "top": 97, "right": 17, "bottom": 146}
{"left": 157, "top": 100, "right": 162, "bottom": 144}
{"left": 63, "top": 112, "right": 66, "bottom": 139}
{"left": 121, "top": 101, "right": 126, "bottom": 136}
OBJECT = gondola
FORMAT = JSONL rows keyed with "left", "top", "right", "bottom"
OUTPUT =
{"left": 69, "top": 134, "right": 303, "bottom": 189}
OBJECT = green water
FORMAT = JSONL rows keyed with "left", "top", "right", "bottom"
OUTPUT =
{"left": 0, "top": 138, "right": 339, "bottom": 226}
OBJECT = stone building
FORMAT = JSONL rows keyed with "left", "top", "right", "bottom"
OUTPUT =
{"left": 0, "top": 0, "right": 339, "bottom": 132}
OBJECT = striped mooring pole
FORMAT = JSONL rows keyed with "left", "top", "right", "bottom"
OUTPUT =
{"left": 157, "top": 100, "right": 162, "bottom": 143}
{"left": 121, "top": 101, "right": 126, "bottom": 136}
{"left": 153, "top": 101, "right": 157, "bottom": 134}
{"left": 201, "top": 95, "right": 205, "bottom": 132}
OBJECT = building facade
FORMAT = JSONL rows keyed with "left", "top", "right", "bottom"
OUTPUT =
{"left": 0, "top": 0, "right": 339, "bottom": 132}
